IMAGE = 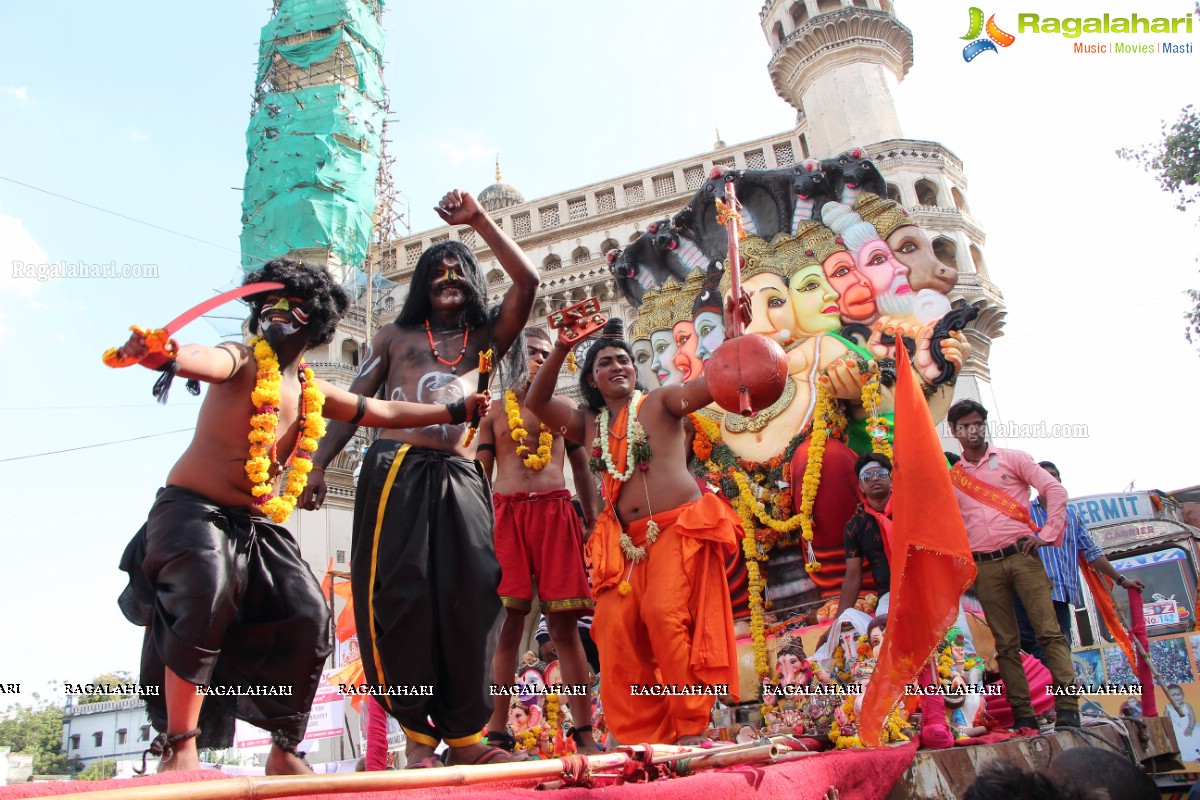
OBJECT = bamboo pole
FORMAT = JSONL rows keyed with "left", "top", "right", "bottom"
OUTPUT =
{"left": 68, "top": 753, "right": 631, "bottom": 800}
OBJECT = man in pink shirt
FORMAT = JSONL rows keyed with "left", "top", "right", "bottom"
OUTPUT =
{"left": 947, "top": 400, "right": 1079, "bottom": 731}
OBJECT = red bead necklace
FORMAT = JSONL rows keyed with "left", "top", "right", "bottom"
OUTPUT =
{"left": 425, "top": 320, "right": 471, "bottom": 368}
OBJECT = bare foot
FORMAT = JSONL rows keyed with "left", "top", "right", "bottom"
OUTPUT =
{"left": 676, "top": 735, "right": 711, "bottom": 747}
{"left": 573, "top": 730, "right": 603, "bottom": 756}
{"left": 265, "top": 744, "right": 312, "bottom": 775}
{"left": 156, "top": 739, "right": 199, "bottom": 773}
{"left": 403, "top": 741, "right": 439, "bottom": 769}
{"left": 447, "top": 742, "right": 526, "bottom": 766}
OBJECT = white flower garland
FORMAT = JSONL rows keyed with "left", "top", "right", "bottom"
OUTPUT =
{"left": 593, "top": 390, "right": 647, "bottom": 483}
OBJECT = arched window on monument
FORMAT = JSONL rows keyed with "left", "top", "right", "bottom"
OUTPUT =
{"left": 951, "top": 187, "right": 970, "bottom": 213}
{"left": 772, "top": 20, "right": 786, "bottom": 47}
{"left": 790, "top": 1, "right": 810, "bottom": 28}
{"left": 885, "top": 183, "right": 902, "bottom": 204}
{"left": 572, "top": 245, "right": 591, "bottom": 265}
{"left": 544, "top": 254, "right": 562, "bottom": 272}
{"left": 969, "top": 245, "right": 989, "bottom": 280}
{"left": 341, "top": 339, "right": 359, "bottom": 368}
{"left": 600, "top": 238, "right": 620, "bottom": 256}
{"left": 915, "top": 179, "right": 939, "bottom": 207}
{"left": 932, "top": 237, "right": 958, "bottom": 273}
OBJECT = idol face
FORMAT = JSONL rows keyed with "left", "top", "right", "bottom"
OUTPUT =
{"left": 787, "top": 263, "right": 842, "bottom": 335}
{"left": 777, "top": 653, "right": 805, "bottom": 684}
{"left": 855, "top": 237, "right": 911, "bottom": 299}
{"left": 649, "top": 329, "right": 684, "bottom": 386}
{"left": 733, "top": 272, "right": 792, "bottom": 340}
{"left": 886, "top": 225, "right": 958, "bottom": 295}
{"left": 693, "top": 310, "right": 724, "bottom": 361}
{"left": 821, "top": 251, "right": 876, "bottom": 321}
{"left": 671, "top": 320, "right": 703, "bottom": 380}
{"left": 631, "top": 338, "right": 658, "bottom": 389}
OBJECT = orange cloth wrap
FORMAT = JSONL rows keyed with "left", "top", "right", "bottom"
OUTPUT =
{"left": 589, "top": 493, "right": 741, "bottom": 744}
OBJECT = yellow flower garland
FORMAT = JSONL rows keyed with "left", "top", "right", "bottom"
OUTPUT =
{"left": 861, "top": 371, "right": 893, "bottom": 459}
{"left": 504, "top": 390, "right": 553, "bottom": 470}
{"left": 797, "top": 382, "right": 833, "bottom": 574}
{"left": 245, "top": 337, "right": 326, "bottom": 523}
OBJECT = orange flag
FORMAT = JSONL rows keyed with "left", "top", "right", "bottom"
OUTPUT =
{"left": 1080, "top": 554, "right": 1137, "bottom": 669}
{"left": 859, "top": 338, "right": 978, "bottom": 747}
{"left": 319, "top": 560, "right": 357, "bottom": 643}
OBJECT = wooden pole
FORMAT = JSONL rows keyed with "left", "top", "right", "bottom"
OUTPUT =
{"left": 71, "top": 754, "right": 631, "bottom": 800}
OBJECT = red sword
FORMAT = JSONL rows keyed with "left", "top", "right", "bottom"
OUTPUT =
{"left": 102, "top": 281, "right": 285, "bottom": 368}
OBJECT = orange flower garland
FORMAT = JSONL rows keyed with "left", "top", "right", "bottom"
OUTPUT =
{"left": 246, "top": 337, "right": 325, "bottom": 523}
{"left": 504, "top": 390, "right": 553, "bottom": 470}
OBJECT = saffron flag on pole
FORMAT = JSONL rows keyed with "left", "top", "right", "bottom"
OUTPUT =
{"left": 320, "top": 560, "right": 357, "bottom": 643}
{"left": 859, "top": 337, "right": 977, "bottom": 747}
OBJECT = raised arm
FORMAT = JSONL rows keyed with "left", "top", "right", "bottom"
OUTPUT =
{"left": 116, "top": 331, "right": 250, "bottom": 384}
{"left": 526, "top": 338, "right": 590, "bottom": 444}
{"left": 435, "top": 189, "right": 539, "bottom": 359}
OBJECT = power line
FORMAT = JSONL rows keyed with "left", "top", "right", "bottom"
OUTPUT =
{"left": 0, "top": 428, "right": 195, "bottom": 462}
{"left": 0, "top": 175, "right": 262, "bottom": 262}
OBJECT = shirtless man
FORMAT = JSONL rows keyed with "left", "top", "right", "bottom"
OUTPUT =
{"left": 303, "top": 189, "right": 538, "bottom": 768}
{"left": 116, "top": 258, "right": 488, "bottom": 774}
{"left": 525, "top": 317, "right": 743, "bottom": 745}
{"left": 477, "top": 327, "right": 601, "bottom": 754}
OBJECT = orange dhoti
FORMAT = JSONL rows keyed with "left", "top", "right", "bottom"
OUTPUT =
{"left": 588, "top": 492, "right": 741, "bottom": 744}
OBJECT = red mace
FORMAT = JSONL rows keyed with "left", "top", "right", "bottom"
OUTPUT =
{"left": 704, "top": 179, "right": 788, "bottom": 416}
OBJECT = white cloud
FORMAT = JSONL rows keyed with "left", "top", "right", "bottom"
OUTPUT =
{"left": 2, "top": 86, "right": 29, "bottom": 103}
{"left": 0, "top": 214, "right": 48, "bottom": 301}
{"left": 128, "top": 128, "right": 150, "bottom": 143}
{"left": 435, "top": 136, "right": 493, "bottom": 165}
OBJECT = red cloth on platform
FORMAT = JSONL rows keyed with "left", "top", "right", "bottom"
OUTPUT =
{"left": 0, "top": 744, "right": 918, "bottom": 800}
{"left": 790, "top": 437, "right": 863, "bottom": 597}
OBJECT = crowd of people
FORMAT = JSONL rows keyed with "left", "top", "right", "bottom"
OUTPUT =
{"left": 111, "top": 187, "right": 1161, "bottom": 792}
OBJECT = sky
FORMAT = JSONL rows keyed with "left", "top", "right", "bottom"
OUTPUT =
{"left": 0, "top": 0, "right": 1197, "bottom": 704}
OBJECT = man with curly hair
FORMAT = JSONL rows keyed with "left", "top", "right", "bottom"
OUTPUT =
{"left": 116, "top": 258, "right": 489, "bottom": 774}
{"left": 304, "top": 190, "right": 539, "bottom": 767}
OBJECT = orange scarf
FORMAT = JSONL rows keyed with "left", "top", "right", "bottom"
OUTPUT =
{"left": 587, "top": 401, "right": 632, "bottom": 593}
{"left": 948, "top": 463, "right": 1040, "bottom": 535}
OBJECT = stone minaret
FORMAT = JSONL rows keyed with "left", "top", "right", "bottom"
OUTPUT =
{"left": 761, "top": 0, "right": 1006, "bottom": 439}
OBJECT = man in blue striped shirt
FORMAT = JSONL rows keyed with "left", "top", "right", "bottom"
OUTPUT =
{"left": 1016, "top": 461, "right": 1145, "bottom": 661}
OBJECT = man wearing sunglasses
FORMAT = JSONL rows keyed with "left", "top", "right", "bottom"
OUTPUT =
{"left": 835, "top": 454, "right": 896, "bottom": 620}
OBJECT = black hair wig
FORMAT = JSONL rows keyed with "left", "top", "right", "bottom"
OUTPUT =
{"left": 395, "top": 240, "right": 489, "bottom": 328}
{"left": 243, "top": 258, "right": 350, "bottom": 348}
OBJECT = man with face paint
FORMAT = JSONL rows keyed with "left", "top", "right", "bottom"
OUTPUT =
{"left": 114, "top": 259, "right": 490, "bottom": 774}
{"left": 525, "top": 318, "right": 743, "bottom": 746}
{"left": 304, "top": 189, "right": 539, "bottom": 768}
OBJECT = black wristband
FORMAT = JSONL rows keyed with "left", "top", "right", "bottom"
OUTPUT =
{"left": 566, "top": 441, "right": 583, "bottom": 454}
{"left": 476, "top": 442, "right": 496, "bottom": 453}
{"left": 348, "top": 394, "right": 368, "bottom": 427}
{"left": 447, "top": 398, "right": 468, "bottom": 425}
{"left": 1117, "top": 575, "right": 1127, "bottom": 587}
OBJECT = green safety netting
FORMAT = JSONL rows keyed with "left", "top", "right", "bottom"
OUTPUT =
{"left": 260, "top": 0, "right": 384, "bottom": 55}
{"left": 247, "top": 86, "right": 385, "bottom": 151}
{"left": 241, "top": 0, "right": 386, "bottom": 271}
{"left": 243, "top": 134, "right": 381, "bottom": 213}
{"left": 241, "top": 187, "right": 376, "bottom": 270}
{"left": 255, "top": 27, "right": 384, "bottom": 103}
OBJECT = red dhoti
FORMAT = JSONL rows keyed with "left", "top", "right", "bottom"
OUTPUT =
{"left": 494, "top": 489, "right": 593, "bottom": 613}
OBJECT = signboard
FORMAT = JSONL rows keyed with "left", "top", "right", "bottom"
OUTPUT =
{"left": 1069, "top": 492, "right": 1162, "bottom": 527}
{"left": 1145, "top": 599, "right": 1181, "bottom": 627}
{"left": 1088, "top": 520, "right": 1190, "bottom": 552}
{"left": 234, "top": 670, "right": 345, "bottom": 749}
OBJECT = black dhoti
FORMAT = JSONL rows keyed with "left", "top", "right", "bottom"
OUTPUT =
{"left": 118, "top": 486, "right": 331, "bottom": 749}
{"left": 351, "top": 442, "right": 501, "bottom": 747}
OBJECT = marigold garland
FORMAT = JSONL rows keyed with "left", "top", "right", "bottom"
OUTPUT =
{"left": 245, "top": 337, "right": 326, "bottom": 523}
{"left": 504, "top": 390, "right": 553, "bottom": 470}
{"left": 797, "top": 382, "right": 835, "bottom": 574}
{"left": 861, "top": 371, "right": 893, "bottom": 459}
